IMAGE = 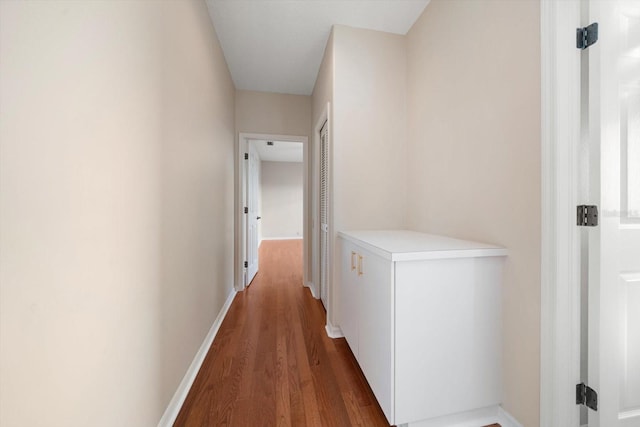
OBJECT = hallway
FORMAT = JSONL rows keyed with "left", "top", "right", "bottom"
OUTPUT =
{"left": 175, "top": 239, "right": 391, "bottom": 426}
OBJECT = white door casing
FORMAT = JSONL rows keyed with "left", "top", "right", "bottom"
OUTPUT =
{"left": 540, "top": 1, "right": 583, "bottom": 425}
{"left": 236, "top": 133, "right": 309, "bottom": 293}
{"left": 246, "top": 142, "right": 260, "bottom": 285}
{"left": 319, "top": 120, "right": 329, "bottom": 307}
{"left": 588, "top": 1, "right": 640, "bottom": 426}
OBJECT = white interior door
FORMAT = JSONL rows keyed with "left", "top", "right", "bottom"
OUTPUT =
{"left": 319, "top": 121, "right": 329, "bottom": 306}
{"left": 588, "top": 1, "right": 640, "bottom": 425}
{"left": 246, "top": 142, "right": 260, "bottom": 285}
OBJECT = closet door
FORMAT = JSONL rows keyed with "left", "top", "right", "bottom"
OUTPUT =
{"left": 319, "top": 121, "right": 329, "bottom": 307}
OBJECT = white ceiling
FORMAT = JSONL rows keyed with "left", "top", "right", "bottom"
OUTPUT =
{"left": 251, "top": 140, "right": 303, "bottom": 162}
{"left": 205, "top": 0, "right": 430, "bottom": 95}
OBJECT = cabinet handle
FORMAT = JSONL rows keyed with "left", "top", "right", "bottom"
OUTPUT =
{"left": 351, "top": 251, "right": 356, "bottom": 271}
{"left": 357, "top": 255, "right": 363, "bottom": 276}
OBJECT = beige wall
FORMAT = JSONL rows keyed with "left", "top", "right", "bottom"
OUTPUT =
{"left": 311, "top": 30, "right": 335, "bottom": 129}
{"left": 0, "top": 1, "right": 235, "bottom": 426}
{"left": 236, "top": 90, "right": 311, "bottom": 137}
{"left": 311, "top": 30, "right": 335, "bottom": 297}
{"left": 406, "top": 1, "right": 541, "bottom": 425}
{"left": 260, "top": 161, "right": 304, "bottom": 239}
{"left": 235, "top": 90, "right": 312, "bottom": 287}
{"left": 332, "top": 25, "right": 408, "bottom": 230}
{"left": 329, "top": 25, "right": 408, "bottom": 325}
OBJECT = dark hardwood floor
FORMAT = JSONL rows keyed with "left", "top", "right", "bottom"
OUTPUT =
{"left": 174, "top": 239, "right": 500, "bottom": 427}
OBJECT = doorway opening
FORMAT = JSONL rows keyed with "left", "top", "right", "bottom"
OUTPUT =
{"left": 236, "top": 133, "right": 310, "bottom": 292}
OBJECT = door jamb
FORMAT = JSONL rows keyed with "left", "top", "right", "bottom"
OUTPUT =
{"left": 540, "top": 1, "right": 582, "bottom": 426}
{"left": 235, "top": 133, "right": 309, "bottom": 292}
{"left": 313, "top": 102, "right": 342, "bottom": 338}
{"left": 313, "top": 105, "right": 329, "bottom": 305}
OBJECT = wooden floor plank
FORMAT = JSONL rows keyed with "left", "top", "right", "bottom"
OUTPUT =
{"left": 174, "top": 239, "right": 500, "bottom": 427}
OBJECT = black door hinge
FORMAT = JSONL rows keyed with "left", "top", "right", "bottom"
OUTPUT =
{"left": 244, "top": 153, "right": 249, "bottom": 160}
{"left": 577, "top": 205, "right": 598, "bottom": 226}
{"left": 244, "top": 207, "right": 248, "bottom": 214}
{"left": 244, "top": 261, "right": 248, "bottom": 268}
{"left": 576, "top": 383, "right": 598, "bottom": 411}
{"left": 577, "top": 23, "right": 598, "bottom": 50}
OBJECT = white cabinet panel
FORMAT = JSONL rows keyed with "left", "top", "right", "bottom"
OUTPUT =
{"left": 394, "top": 258, "right": 502, "bottom": 424}
{"left": 338, "top": 239, "right": 394, "bottom": 421}
{"left": 340, "top": 239, "right": 359, "bottom": 357}
{"left": 338, "top": 230, "right": 506, "bottom": 426}
{"left": 357, "top": 247, "right": 393, "bottom": 422}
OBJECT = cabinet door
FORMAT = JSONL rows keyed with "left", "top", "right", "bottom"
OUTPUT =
{"left": 356, "top": 247, "right": 394, "bottom": 423}
{"left": 339, "top": 238, "right": 359, "bottom": 358}
{"left": 394, "top": 258, "right": 502, "bottom": 423}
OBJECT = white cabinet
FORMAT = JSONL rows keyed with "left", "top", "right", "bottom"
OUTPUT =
{"left": 338, "top": 230, "right": 507, "bottom": 426}
{"left": 339, "top": 239, "right": 359, "bottom": 356}
{"left": 340, "top": 238, "right": 394, "bottom": 421}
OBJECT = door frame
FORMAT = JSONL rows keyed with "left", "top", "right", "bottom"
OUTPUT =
{"left": 317, "top": 112, "right": 330, "bottom": 308}
{"left": 245, "top": 141, "right": 260, "bottom": 285}
{"left": 235, "top": 133, "right": 309, "bottom": 292}
{"left": 312, "top": 102, "right": 341, "bottom": 338}
{"left": 540, "top": 0, "right": 583, "bottom": 425}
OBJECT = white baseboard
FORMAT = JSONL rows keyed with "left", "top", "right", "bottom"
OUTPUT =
{"left": 306, "top": 280, "right": 319, "bottom": 299}
{"left": 400, "top": 405, "right": 522, "bottom": 427}
{"left": 157, "top": 289, "right": 237, "bottom": 427}
{"left": 498, "top": 406, "right": 524, "bottom": 427}
{"left": 261, "top": 236, "right": 303, "bottom": 241}
{"left": 325, "top": 321, "right": 344, "bottom": 339}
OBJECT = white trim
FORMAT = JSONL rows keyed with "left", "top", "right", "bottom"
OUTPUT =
{"left": 312, "top": 102, "right": 334, "bottom": 324}
{"left": 236, "top": 134, "right": 248, "bottom": 292}
{"left": 306, "top": 280, "right": 319, "bottom": 299}
{"left": 236, "top": 132, "right": 309, "bottom": 292}
{"left": 324, "top": 321, "right": 343, "bottom": 339}
{"left": 157, "top": 289, "right": 237, "bottom": 427}
{"left": 540, "top": 1, "right": 582, "bottom": 426}
{"left": 498, "top": 407, "right": 525, "bottom": 427}
{"left": 260, "top": 236, "right": 303, "bottom": 241}
{"left": 398, "top": 405, "right": 522, "bottom": 427}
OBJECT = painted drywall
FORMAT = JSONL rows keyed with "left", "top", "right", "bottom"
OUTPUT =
{"left": 330, "top": 25, "right": 408, "bottom": 325}
{"left": 311, "top": 30, "right": 334, "bottom": 133}
{"left": 235, "top": 90, "right": 312, "bottom": 288}
{"left": 0, "top": 1, "right": 235, "bottom": 426}
{"left": 311, "top": 30, "right": 335, "bottom": 299}
{"left": 261, "top": 161, "right": 304, "bottom": 239}
{"left": 332, "top": 25, "right": 407, "bottom": 229}
{"left": 406, "top": 1, "right": 541, "bottom": 425}
{"left": 236, "top": 90, "right": 311, "bottom": 137}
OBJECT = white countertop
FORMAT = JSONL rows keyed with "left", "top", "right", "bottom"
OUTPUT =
{"left": 338, "top": 230, "right": 507, "bottom": 261}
